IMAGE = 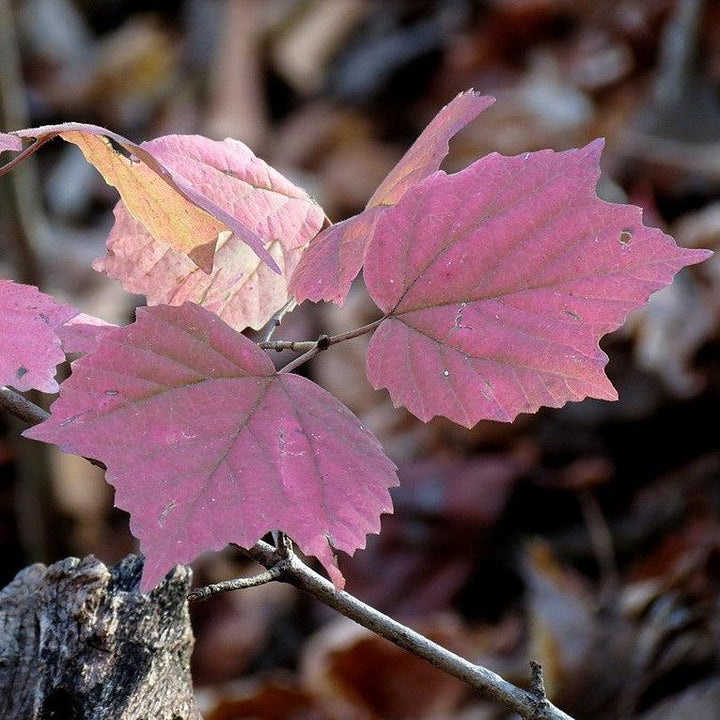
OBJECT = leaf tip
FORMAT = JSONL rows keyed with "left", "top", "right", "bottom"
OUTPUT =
{"left": 584, "top": 137, "right": 606, "bottom": 162}
{"left": 187, "top": 240, "right": 216, "bottom": 274}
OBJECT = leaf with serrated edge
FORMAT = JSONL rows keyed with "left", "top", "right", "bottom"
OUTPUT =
{"left": 364, "top": 141, "right": 712, "bottom": 426}
{"left": 94, "top": 136, "right": 325, "bottom": 331}
{"left": 1, "top": 124, "right": 277, "bottom": 273}
{"left": 25, "top": 303, "right": 398, "bottom": 590}
{"left": 0, "top": 281, "right": 78, "bottom": 393}
{"left": 289, "top": 91, "right": 494, "bottom": 306}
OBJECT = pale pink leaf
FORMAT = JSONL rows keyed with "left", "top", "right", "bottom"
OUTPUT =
{"left": 0, "top": 133, "right": 22, "bottom": 152}
{"left": 290, "top": 91, "right": 493, "bottom": 306}
{"left": 57, "top": 314, "right": 118, "bottom": 354}
{"left": 25, "top": 303, "right": 398, "bottom": 590}
{"left": 364, "top": 141, "right": 712, "bottom": 426}
{"left": 0, "top": 281, "right": 78, "bottom": 393}
{"left": 94, "top": 136, "right": 325, "bottom": 331}
{"left": 1, "top": 123, "right": 277, "bottom": 272}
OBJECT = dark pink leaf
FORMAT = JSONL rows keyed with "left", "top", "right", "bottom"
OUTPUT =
{"left": 1, "top": 124, "right": 277, "bottom": 273}
{"left": 290, "top": 91, "right": 493, "bottom": 306}
{"left": 94, "top": 136, "right": 325, "bottom": 331}
{"left": 0, "top": 281, "right": 78, "bottom": 393}
{"left": 287, "top": 208, "right": 384, "bottom": 307}
{"left": 367, "top": 91, "right": 495, "bottom": 208}
{"left": 25, "top": 303, "right": 397, "bottom": 590}
{"left": 364, "top": 141, "right": 712, "bottom": 426}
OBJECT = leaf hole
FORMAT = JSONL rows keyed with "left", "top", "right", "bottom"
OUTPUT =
{"left": 562, "top": 310, "right": 582, "bottom": 320}
{"left": 104, "top": 390, "right": 119, "bottom": 396}
{"left": 619, "top": 229, "right": 632, "bottom": 248}
{"left": 16, "top": 366, "right": 28, "bottom": 379}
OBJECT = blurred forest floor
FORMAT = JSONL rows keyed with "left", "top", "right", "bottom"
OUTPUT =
{"left": 2, "top": 1, "right": 720, "bottom": 719}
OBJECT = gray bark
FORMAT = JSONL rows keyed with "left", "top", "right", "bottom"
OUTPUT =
{"left": 0, "top": 554, "right": 200, "bottom": 720}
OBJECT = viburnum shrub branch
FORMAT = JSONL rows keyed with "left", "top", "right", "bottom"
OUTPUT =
{"left": 0, "top": 90, "right": 712, "bottom": 720}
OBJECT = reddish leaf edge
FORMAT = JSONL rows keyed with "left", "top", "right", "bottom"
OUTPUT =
{"left": 0, "top": 123, "right": 279, "bottom": 274}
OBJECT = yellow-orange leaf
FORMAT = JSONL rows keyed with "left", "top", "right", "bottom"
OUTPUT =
{"left": 63, "top": 131, "right": 221, "bottom": 272}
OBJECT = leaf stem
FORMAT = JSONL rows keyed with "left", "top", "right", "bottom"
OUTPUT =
{"left": 260, "top": 299, "right": 297, "bottom": 343}
{"left": 278, "top": 344, "right": 322, "bottom": 374}
{"left": 243, "top": 539, "right": 575, "bottom": 720}
{"left": 0, "top": 136, "right": 52, "bottom": 177}
{"left": 0, "top": 386, "right": 49, "bottom": 424}
{"left": 275, "top": 317, "right": 385, "bottom": 373}
{"left": 187, "top": 560, "right": 291, "bottom": 601}
{"left": 327, "top": 317, "right": 384, "bottom": 346}
{"left": 259, "top": 339, "right": 316, "bottom": 353}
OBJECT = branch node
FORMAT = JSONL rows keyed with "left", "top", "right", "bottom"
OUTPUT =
{"left": 316, "top": 334, "right": 330, "bottom": 351}
{"left": 187, "top": 560, "right": 291, "bottom": 602}
{"left": 527, "top": 661, "right": 553, "bottom": 719}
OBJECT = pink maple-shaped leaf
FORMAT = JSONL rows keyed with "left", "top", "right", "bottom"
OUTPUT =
{"left": 364, "top": 140, "right": 712, "bottom": 427}
{"left": 25, "top": 303, "right": 398, "bottom": 590}
{"left": 94, "top": 136, "right": 325, "bottom": 331}
{"left": 289, "top": 91, "right": 494, "bottom": 306}
{"left": 0, "top": 280, "right": 79, "bottom": 392}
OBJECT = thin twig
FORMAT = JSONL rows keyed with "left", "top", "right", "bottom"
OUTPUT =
{"left": 187, "top": 560, "right": 291, "bottom": 601}
{"left": 327, "top": 318, "right": 384, "bottom": 346}
{"left": 0, "top": 387, "right": 49, "bottom": 424}
{"left": 260, "top": 299, "right": 297, "bottom": 343}
{"left": 0, "top": 136, "right": 51, "bottom": 177}
{"left": 243, "top": 540, "right": 575, "bottom": 720}
{"left": 0, "top": 388, "right": 106, "bottom": 469}
{"left": 278, "top": 344, "right": 323, "bottom": 374}
{"left": 276, "top": 318, "right": 385, "bottom": 373}
{"left": 259, "top": 339, "right": 316, "bottom": 353}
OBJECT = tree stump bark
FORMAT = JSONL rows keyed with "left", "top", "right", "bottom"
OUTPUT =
{"left": 0, "top": 554, "right": 201, "bottom": 720}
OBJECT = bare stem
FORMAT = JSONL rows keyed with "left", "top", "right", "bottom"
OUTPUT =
{"left": 278, "top": 344, "right": 323, "bottom": 374}
{"left": 0, "top": 386, "right": 49, "bottom": 424}
{"left": 187, "top": 560, "right": 291, "bottom": 601}
{"left": 0, "top": 136, "right": 50, "bottom": 177}
{"left": 327, "top": 318, "right": 384, "bottom": 346}
{"left": 276, "top": 318, "right": 385, "bottom": 373}
{"left": 242, "top": 540, "right": 575, "bottom": 720}
{"left": 259, "top": 339, "right": 316, "bottom": 353}
{"left": 260, "top": 300, "right": 296, "bottom": 343}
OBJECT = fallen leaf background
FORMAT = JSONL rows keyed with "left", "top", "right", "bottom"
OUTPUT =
{"left": 2, "top": 1, "right": 720, "bottom": 719}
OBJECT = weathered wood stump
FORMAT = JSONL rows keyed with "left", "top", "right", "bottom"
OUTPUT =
{"left": 0, "top": 554, "right": 201, "bottom": 719}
